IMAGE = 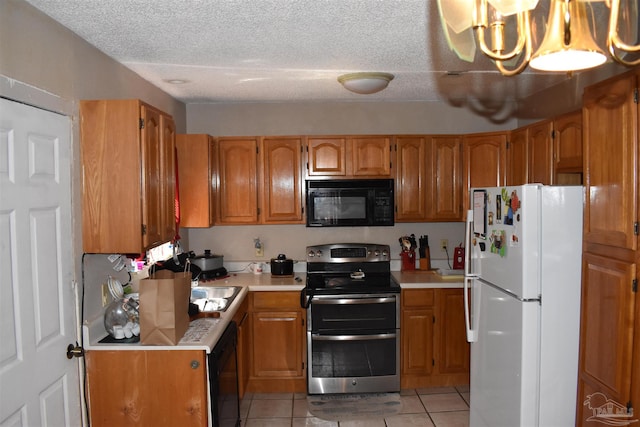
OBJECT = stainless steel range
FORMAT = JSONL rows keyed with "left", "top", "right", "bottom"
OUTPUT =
{"left": 301, "top": 243, "right": 400, "bottom": 395}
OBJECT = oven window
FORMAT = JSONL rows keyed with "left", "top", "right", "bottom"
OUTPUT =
{"left": 314, "top": 196, "right": 366, "bottom": 220}
{"left": 311, "top": 334, "right": 396, "bottom": 378}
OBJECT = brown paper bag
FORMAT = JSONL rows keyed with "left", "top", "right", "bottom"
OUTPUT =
{"left": 139, "top": 269, "right": 191, "bottom": 345}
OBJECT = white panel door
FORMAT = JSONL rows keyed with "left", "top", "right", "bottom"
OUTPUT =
{"left": 0, "top": 98, "right": 80, "bottom": 426}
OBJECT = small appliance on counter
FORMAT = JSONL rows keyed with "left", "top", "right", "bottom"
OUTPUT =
{"left": 270, "top": 254, "right": 294, "bottom": 277}
{"left": 189, "top": 250, "right": 228, "bottom": 281}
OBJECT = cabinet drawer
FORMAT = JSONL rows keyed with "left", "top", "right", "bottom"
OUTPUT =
{"left": 402, "top": 289, "right": 435, "bottom": 307}
{"left": 251, "top": 291, "right": 299, "bottom": 309}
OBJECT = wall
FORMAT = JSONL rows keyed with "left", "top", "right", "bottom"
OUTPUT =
{"left": 0, "top": 0, "right": 187, "bottom": 334}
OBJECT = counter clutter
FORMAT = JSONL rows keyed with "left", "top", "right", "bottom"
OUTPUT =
{"left": 82, "top": 271, "right": 462, "bottom": 352}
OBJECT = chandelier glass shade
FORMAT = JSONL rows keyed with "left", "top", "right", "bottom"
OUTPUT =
{"left": 437, "top": 0, "right": 640, "bottom": 76}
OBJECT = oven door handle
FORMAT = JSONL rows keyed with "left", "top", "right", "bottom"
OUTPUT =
{"left": 311, "top": 333, "right": 396, "bottom": 341}
{"left": 312, "top": 297, "right": 396, "bottom": 305}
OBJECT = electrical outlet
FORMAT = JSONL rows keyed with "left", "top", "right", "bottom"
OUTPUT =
{"left": 255, "top": 246, "right": 264, "bottom": 257}
{"left": 101, "top": 284, "right": 109, "bottom": 307}
{"left": 440, "top": 239, "right": 448, "bottom": 251}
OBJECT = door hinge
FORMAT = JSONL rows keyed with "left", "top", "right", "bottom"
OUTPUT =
{"left": 433, "top": 315, "right": 436, "bottom": 323}
{"left": 256, "top": 146, "right": 259, "bottom": 154}
{"left": 432, "top": 359, "right": 435, "bottom": 366}
{"left": 139, "top": 118, "right": 144, "bottom": 129}
{"left": 551, "top": 129, "right": 556, "bottom": 139}
{"left": 634, "top": 222, "right": 639, "bottom": 235}
{"left": 627, "top": 401, "right": 634, "bottom": 415}
{"left": 633, "top": 279, "right": 638, "bottom": 293}
{"left": 301, "top": 206, "right": 304, "bottom": 215}
{"left": 257, "top": 207, "right": 260, "bottom": 216}
{"left": 634, "top": 88, "right": 638, "bottom": 104}
{"left": 142, "top": 224, "right": 147, "bottom": 235}
{"left": 506, "top": 141, "right": 510, "bottom": 149}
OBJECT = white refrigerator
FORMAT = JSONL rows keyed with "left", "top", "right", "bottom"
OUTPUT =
{"left": 464, "top": 184, "right": 583, "bottom": 427}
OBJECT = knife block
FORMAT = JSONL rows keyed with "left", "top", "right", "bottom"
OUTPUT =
{"left": 419, "top": 247, "right": 431, "bottom": 270}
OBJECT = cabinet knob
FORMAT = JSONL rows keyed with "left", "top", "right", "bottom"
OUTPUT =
{"left": 190, "top": 360, "right": 200, "bottom": 369}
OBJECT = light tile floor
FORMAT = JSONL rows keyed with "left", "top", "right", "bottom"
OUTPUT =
{"left": 241, "top": 386, "right": 470, "bottom": 427}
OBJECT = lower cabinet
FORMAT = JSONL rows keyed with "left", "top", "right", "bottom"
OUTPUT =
{"left": 85, "top": 350, "right": 208, "bottom": 427}
{"left": 401, "top": 288, "right": 470, "bottom": 388}
{"left": 233, "top": 295, "right": 250, "bottom": 399}
{"left": 248, "top": 291, "right": 307, "bottom": 393}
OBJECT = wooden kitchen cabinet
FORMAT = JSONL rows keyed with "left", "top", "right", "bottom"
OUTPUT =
{"left": 507, "top": 127, "right": 528, "bottom": 185}
{"left": 527, "top": 119, "right": 554, "bottom": 185}
{"left": 401, "top": 288, "right": 470, "bottom": 388}
{"left": 395, "top": 136, "right": 428, "bottom": 221}
{"left": 217, "top": 137, "right": 259, "bottom": 224}
{"left": 462, "top": 132, "right": 507, "bottom": 214}
{"left": 248, "top": 291, "right": 306, "bottom": 393}
{"left": 395, "top": 135, "right": 462, "bottom": 222}
{"left": 351, "top": 136, "right": 392, "bottom": 176}
{"left": 260, "top": 137, "right": 304, "bottom": 223}
{"left": 233, "top": 294, "right": 250, "bottom": 399}
{"left": 85, "top": 350, "right": 207, "bottom": 427}
{"left": 427, "top": 136, "right": 463, "bottom": 221}
{"left": 176, "top": 134, "right": 216, "bottom": 227}
{"left": 577, "top": 70, "right": 640, "bottom": 423}
{"left": 306, "top": 135, "right": 392, "bottom": 177}
{"left": 552, "top": 110, "right": 583, "bottom": 185}
{"left": 80, "top": 99, "right": 176, "bottom": 253}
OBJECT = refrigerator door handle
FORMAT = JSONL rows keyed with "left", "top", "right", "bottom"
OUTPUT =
{"left": 463, "top": 276, "right": 478, "bottom": 342}
{"left": 464, "top": 209, "right": 477, "bottom": 278}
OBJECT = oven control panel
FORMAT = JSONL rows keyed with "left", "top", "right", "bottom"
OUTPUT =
{"left": 306, "top": 243, "right": 390, "bottom": 263}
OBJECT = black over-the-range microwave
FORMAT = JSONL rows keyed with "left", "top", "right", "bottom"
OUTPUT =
{"left": 305, "top": 179, "right": 394, "bottom": 227}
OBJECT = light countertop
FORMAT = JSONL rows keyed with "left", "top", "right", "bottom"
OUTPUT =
{"left": 83, "top": 271, "right": 462, "bottom": 352}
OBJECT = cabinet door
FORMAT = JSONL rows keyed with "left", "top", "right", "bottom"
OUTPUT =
{"left": 553, "top": 110, "right": 583, "bottom": 173}
{"left": 140, "top": 104, "right": 164, "bottom": 249}
{"left": 86, "top": 350, "right": 207, "bottom": 427}
{"left": 307, "top": 137, "right": 347, "bottom": 176}
{"left": 261, "top": 137, "right": 304, "bottom": 223}
{"left": 351, "top": 136, "right": 392, "bottom": 176}
{"left": 463, "top": 132, "right": 507, "bottom": 212}
{"left": 428, "top": 136, "right": 463, "bottom": 221}
{"left": 402, "top": 308, "right": 435, "bottom": 376}
{"left": 176, "top": 134, "right": 216, "bottom": 228}
{"left": 251, "top": 310, "right": 304, "bottom": 378}
{"left": 395, "top": 136, "right": 428, "bottom": 221}
{"left": 583, "top": 73, "right": 638, "bottom": 250}
{"left": 217, "top": 138, "right": 259, "bottom": 224}
{"left": 527, "top": 120, "right": 554, "bottom": 185}
{"left": 577, "top": 253, "right": 636, "bottom": 425}
{"left": 435, "top": 289, "right": 470, "bottom": 375}
{"left": 159, "top": 113, "right": 176, "bottom": 241}
{"left": 507, "top": 127, "right": 528, "bottom": 185}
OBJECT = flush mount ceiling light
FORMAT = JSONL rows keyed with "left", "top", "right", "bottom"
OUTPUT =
{"left": 436, "top": 0, "right": 639, "bottom": 76}
{"left": 338, "top": 72, "right": 395, "bottom": 94}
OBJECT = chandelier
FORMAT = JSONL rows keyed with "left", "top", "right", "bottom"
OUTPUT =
{"left": 437, "top": 0, "right": 640, "bottom": 76}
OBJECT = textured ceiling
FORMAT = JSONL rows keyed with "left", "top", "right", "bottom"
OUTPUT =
{"left": 23, "top": 0, "right": 628, "bottom": 106}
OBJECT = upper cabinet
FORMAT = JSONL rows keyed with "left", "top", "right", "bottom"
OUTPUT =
{"left": 307, "top": 135, "right": 392, "bottom": 178}
{"left": 427, "top": 136, "right": 463, "bottom": 221}
{"left": 80, "top": 99, "right": 176, "bottom": 253}
{"left": 214, "top": 136, "right": 304, "bottom": 225}
{"left": 395, "top": 136, "right": 428, "bottom": 221}
{"left": 462, "top": 132, "right": 507, "bottom": 212}
{"left": 176, "top": 134, "right": 216, "bottom": 228}
{"left": 527, "top": 120, "right": 554, "bottom": 185}
{"left": 553, "top": 111, "right": 583, "bottom": 185}
{"left": 583, "top": 72, "right": 638, "bottom": 250}
{"left": 395, "top": 135, "right": 462, "bottom": 222}
{"left": 507, "top": 127, "right": 528, "bottom": 186}
{"left": 260, "top": 137, "right": 304, "bottom": 224}
{"left": 217, "top": 137, "right": 259, "bottom": 224}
